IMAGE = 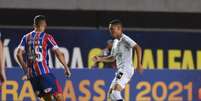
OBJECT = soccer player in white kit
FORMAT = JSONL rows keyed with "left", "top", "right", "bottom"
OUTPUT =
{"left": 93, "top": 19, "right": 143, "bottom": 101}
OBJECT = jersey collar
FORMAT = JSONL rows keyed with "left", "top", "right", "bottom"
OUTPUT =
{"left": 119, "top": 33, "right": 125, "bottom": 41}
{"left": 33, "top": 30, "right": 44, "bottom": 34}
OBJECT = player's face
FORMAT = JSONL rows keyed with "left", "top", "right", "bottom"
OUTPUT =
{"left": 109, "top": 24, "right": 122, "bottom": 38}
{"left": 37, "top": 20, "right": 47, "bottom": 32}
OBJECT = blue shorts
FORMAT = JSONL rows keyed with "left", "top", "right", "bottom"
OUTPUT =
{"left": 29, "top": 73, "right": 62, "bottom": 97}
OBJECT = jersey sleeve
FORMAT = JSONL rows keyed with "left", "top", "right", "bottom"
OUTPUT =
{"left": 18, "top": 35, "right": 26, "bottom": 50}
{"left": 124, "top": 36, "right": 137, "bottom": 48}
{"left": 47, "top": 34, "right": 59, "bottom": 50}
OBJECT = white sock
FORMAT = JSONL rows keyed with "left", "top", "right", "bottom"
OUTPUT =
{"left": 110, "top": 90, "right": 123, "bottom": 101}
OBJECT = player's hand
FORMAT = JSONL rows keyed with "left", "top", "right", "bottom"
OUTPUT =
{"left": 92, "top": 56, "right": 102, "bottom": 63}
{"left": 21, "top": 67, "right": 32, "bottom": 81}
{"left": 137, "top": 64, "right": 143, "bottom": 74}
{"left": 21, "top": 75, "right": 28, "bottom": 81}
{"left": 64, "top": 68, "right": 71, "bottom": 78}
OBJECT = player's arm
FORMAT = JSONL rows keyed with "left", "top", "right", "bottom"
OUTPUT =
{"left": 133, "top": 44, "right": 143, "bottom": 73}
{"left": 53, "top": 48, "right": 71, "bottom": 77}
{"left": 48, "top": 34, "right": 71, "bottom": 77}
{"left": 93, "top": 55, "right": 115, "bottom": 63}
{"left": 125, "top": 36, "right": 143, "bottom": 73}
{"left": 16, "top": 35, "right": 28, "bottom": 74}
{"left": 0, "top": 38, "right": 5, "bottom": 82}
{"left": 93, "top": 40, "right": 116, "bottom": 63}
{"left": 16, "top": 48, "right": 27, "bottom": 73}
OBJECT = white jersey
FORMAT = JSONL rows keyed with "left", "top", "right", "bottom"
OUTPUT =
{"left": 111, "top": 34, "right": 136, "bottom": 75}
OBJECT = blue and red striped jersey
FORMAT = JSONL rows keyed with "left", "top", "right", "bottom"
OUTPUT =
{"left": 19, "top": 31, "right": 58, "bottom": 76}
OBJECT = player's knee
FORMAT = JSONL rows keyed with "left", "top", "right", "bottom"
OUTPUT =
{"left": 110, "top": 90, "right": 123, "bottom": 101}
{"left": 113, "top": 84, "right": 123, "bottom": 91}
{"left": 54, "top": 93, "right": 64, "bottom": 101}
{"left": 42, "top": 93, "right": 53, "bottom": 101}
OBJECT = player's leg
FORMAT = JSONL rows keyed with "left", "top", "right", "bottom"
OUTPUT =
{"left": 52, "top": 80, "right": 64, "bottom": 101}
{"left": 41, "top": 93, "right": 54, "bottom": 101}
{"left": 108, "top": 72, "right": 130, "bottom": 101}
{"left": 29, "top": 77, "right": 47, "bottom": 101}
{"left": 108, "top": 78, "right": 124, "bottom": 101}
{"left": 53, "top": 93, "right": 64, "bottom": 101}
{"left": 41, "top": 74, "right": 64, "bottom": 101}
{"left": 110, "top": 84, "right": 123, "bottom": 101}
{"left": 107, "top": 87, "right": 113, "bottom": 100}
{"left": 107, "top": 77, "right": 116, "bottom": 101}
{"left": 38, "top": 74, "right": 54, "bottom": 101}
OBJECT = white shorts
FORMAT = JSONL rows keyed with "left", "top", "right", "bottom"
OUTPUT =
{"left": 109, "top": 70, "right": 134, "bottom": 89}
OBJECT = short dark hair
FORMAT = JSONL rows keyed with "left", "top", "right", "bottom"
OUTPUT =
{"left": 34, "top": 15, "right": 46, "bottom": 26}
{"left": 109, "top": 19, "right": 123, "bottom": 26}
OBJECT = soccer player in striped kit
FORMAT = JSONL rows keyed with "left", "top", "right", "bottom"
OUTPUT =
{"left": 16, "top": 15, "right": 71, "bottom": 101}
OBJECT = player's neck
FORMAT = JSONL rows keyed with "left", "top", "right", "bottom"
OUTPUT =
{"left": 34, "top": 28, "right": 44, "bottom": 33}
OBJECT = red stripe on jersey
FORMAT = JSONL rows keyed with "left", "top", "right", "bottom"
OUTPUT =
{"left": 26, "top": 33, "right": 35, "bottom": 76}
{"left": 34, "top": 61, "right": 41, "bottom": 75}
{"left": 34, "top": 33, "right": 42, "bottom": 75}
{"left": 48, "top": 35, "right": 57, "bottom": 46}
{"left": 42, "top": 34, "right": 50, "bottom": 74}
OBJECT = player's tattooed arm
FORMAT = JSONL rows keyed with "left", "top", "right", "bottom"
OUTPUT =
{"left": 54, "top": 48, "right": 71, "bottom": 78}
{"left": 93, "top": 55, "right": 115, "bottom": 63}
{"left": 134, "top": 44, "right": 143, "bottom": 73}
{"left": 16, "top": 48, "right": 28, "bottom": 73}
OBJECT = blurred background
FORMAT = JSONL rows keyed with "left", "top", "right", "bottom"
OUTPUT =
{"left": 1, "top": 0, "right": 201, "bottom": 101}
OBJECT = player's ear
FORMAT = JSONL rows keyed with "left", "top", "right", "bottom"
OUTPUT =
{"left": 120, "top": 27, "right": 124, "bottom": 32}
{"left": 33, "top": 24, "right": 36, "bottom": 28}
